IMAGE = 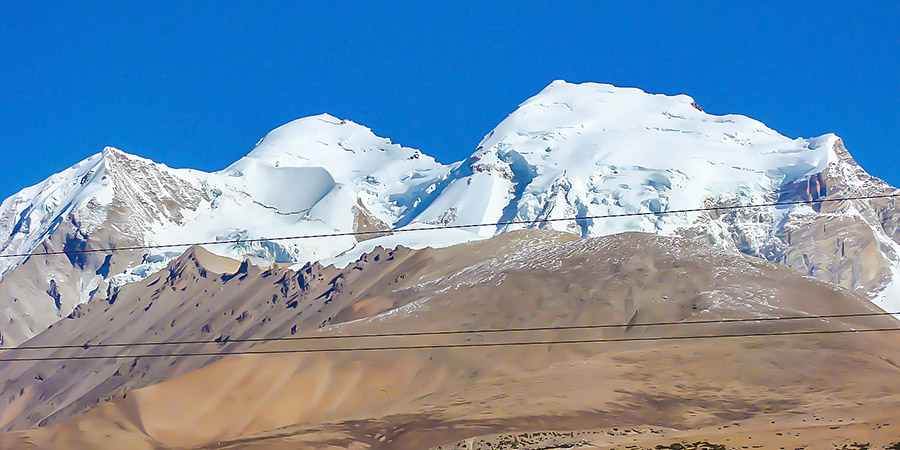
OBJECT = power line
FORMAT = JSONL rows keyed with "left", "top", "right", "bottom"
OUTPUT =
{"left": 7, "top": 310, "right": 900, "bottom": 352}
{"left": 1, "top": 192, "right": 897, "bottom": 259}
{"left": 1, "top": 326, "right": 898, "bottom": 363}
{"left": 1, "top": 192, "right": 897, "bottom": 361}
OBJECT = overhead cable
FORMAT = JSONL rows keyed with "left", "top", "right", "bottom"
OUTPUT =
{"left": 2, "top": 326, "right": 899, "bottom": 363}
{"left": 1, "top": 192, "right": 897, "bottom": 259}
{"left": 5, "top": 310, "right": 899, "bottom": 352}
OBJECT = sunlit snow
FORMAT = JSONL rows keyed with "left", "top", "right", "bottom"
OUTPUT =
{"left": 0, "top": 81, "right": 884, "bottom": 315}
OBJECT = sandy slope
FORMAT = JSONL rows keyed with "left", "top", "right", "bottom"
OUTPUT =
{"left": 2, "top": 230, "right": 900, "bottom": 449}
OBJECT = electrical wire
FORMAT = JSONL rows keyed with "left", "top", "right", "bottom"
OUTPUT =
{"left": 6, "top": 310, "right": 900, "bottom": 352}
{"left": 1, "top": 326, "right": 899, "bottom": 363}
{"left": 1, "top": 192, "right": 897, "bottom": 259}
{"left": 1, "top": 191, "right": 899, "bottom": 363}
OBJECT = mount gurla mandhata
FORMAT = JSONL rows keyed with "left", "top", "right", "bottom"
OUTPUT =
{"left": 1, "top": 80, "right": 898, "bottom": 347}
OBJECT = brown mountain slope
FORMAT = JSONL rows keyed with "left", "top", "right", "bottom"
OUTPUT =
{"left": 2, "top": 230, "right": 900, "bottom": 449}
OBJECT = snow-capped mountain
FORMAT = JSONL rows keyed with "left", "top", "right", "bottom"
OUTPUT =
{"left": 0, "top": 115, "right": 451, "bottom": 346}
{"left": 0, "top": 81, "right": 897, "bottom": 347}
{"left": 332, "top": 82, "right": 900, "bottom": 311}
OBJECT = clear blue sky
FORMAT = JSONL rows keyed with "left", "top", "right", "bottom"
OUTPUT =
{"left": 1, "top": 2, "right": 898, "bottom": 199}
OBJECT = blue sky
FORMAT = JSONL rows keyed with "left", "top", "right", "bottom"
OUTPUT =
{"left": 1, "top": 2, "right": 898, "bottom": 199}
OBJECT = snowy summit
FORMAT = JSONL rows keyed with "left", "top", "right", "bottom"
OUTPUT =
{"left": 0, "top": 81, "right": 897, "bottom": 347}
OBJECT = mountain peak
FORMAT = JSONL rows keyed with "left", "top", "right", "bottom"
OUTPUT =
{"left": 101, "top": 146, "right": 123, "bottom": 157}
{"left": 224, "top": 114, "right": 440, "bottom": 186}
{"left": 99, "top": 145, "right": 170, "bottom": 169}
{"left": 534, "top": 80, "right": 699, "bottom": 108}
{"left": 244, "top": 113, "right": 387, "bottom": 162}
{"left": 477, "top": 80, "right": 834, "bottom": 189}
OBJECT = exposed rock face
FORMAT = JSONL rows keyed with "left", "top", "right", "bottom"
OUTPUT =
{"left": 0, "top": 149, "right": 210, "bottom": 347}
{"left": 101, "top": 148, "right": 209, "bottom": 235}
{"left": 695, "top": 139, "right": 900, "bottom": 305}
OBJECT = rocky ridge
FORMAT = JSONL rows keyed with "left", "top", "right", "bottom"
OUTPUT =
{"left": 1, "top": 81, "right": 898, "bottom": 347}
{"left": 1, "top": 230, "right": 899, "bottom": 449}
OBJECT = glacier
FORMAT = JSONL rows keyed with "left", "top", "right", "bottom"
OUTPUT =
{"left": 0, "top": 80, "right": 898, "bottom": 347}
